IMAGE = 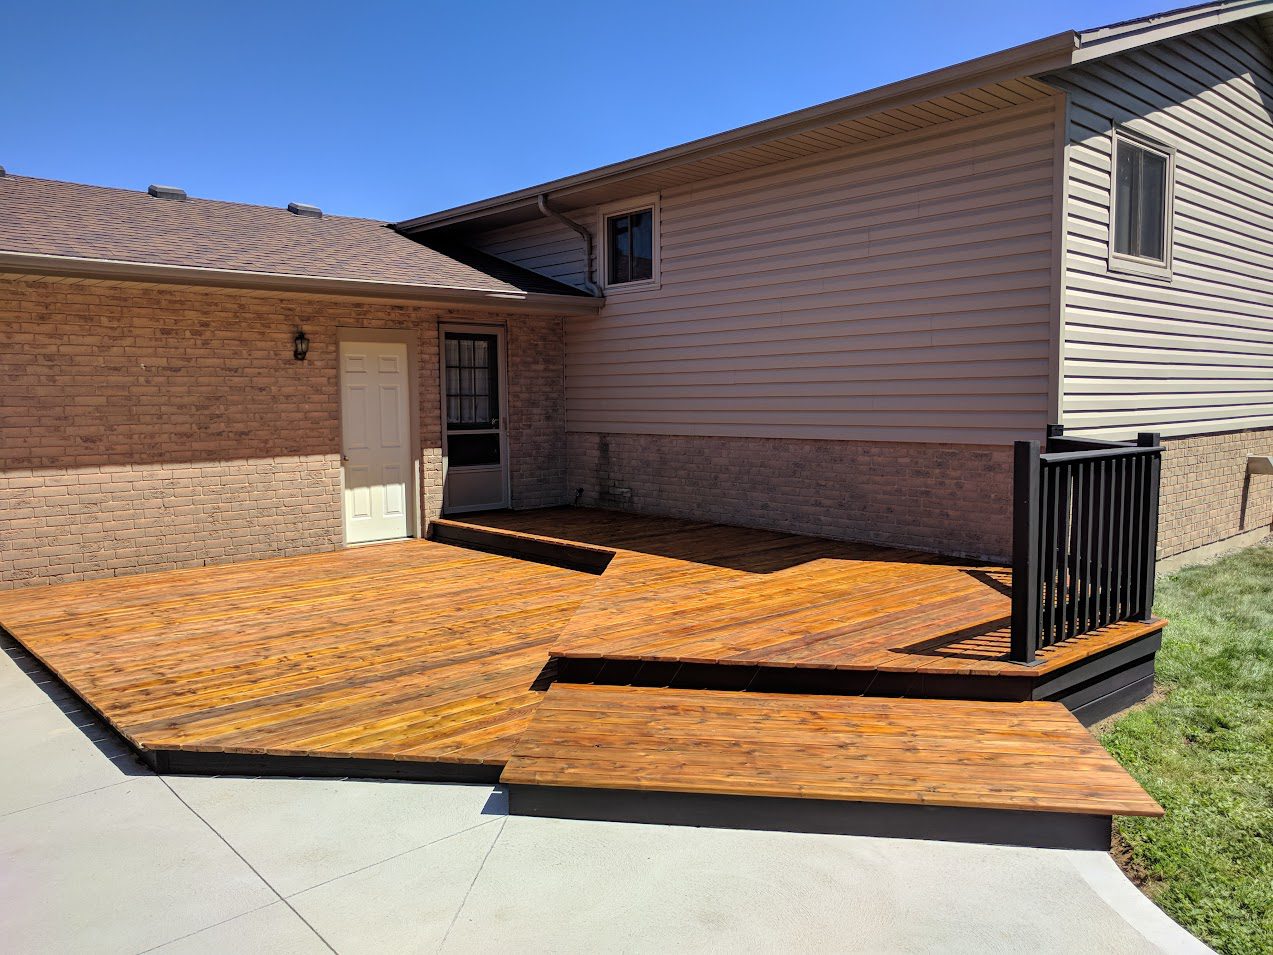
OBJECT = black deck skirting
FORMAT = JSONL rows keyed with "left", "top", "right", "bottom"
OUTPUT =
{"left": 146, "top": 748, "right": 503, "bottom": 783}
{"left": 552, "top": 628, "right": 1162, "bottom": 721}
{"left": 507, "top": 785, "right": 1114, "bottom": 851}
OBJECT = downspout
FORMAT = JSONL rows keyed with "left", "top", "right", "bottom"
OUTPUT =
{"left": 536, "top": 194, "right": 601, "bottom": 296}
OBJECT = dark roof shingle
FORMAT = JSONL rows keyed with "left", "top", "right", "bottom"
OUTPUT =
{"left": 0, "top": 175, "right": 586, "bottom": 298}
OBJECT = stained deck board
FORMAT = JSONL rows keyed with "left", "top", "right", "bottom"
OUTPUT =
{"left": 445, "top": 509, "right": 1163, "bottom": 678}
{"left": 0, "top": 508, "right": 1161, "bottom": 782}
{"left": 0, "top": 540, "right": 597, "bottom": 768}
{"left": 501, "top": 684, "right": 1164, "bottom": 818}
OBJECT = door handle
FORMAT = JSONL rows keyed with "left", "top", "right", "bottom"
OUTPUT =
{"left": 341, "top": 453, "right": 350, "bottom": 462}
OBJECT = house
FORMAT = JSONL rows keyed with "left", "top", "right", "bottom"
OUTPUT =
{"left": 2, "top": 0, "right": 1272, "bottom": 593}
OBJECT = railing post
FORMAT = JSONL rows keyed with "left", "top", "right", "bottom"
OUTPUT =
{"left": 1136, "top": 432, "right": 1162, "bottom": 622}
{"left": 1011, "top": 440, "right": 1041, "bottom": 663}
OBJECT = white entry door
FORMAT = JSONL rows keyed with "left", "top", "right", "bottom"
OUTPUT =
{"left": 340, "top": 340, "right": 412, "bottom": 544}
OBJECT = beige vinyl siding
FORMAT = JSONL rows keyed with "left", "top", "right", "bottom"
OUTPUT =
{"left": 1052, "top": 21, "right": 1273, "bottom": 439}
{"left": 470, "top": 218, "right": 588, "bottom": 290}
{"left": 474, "top": 98, "right": 1059, "bottom": 445}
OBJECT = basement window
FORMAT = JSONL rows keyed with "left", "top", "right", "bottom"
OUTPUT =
{"left": 1110, "top": 131, "right": 1173, "bottom": 278}
{"left": 602, "top": 201, "right": 658, "bottom": 289}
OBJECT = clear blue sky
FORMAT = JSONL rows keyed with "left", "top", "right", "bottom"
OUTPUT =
{"left": 3, "top": 1, "right": 1169, "bottom": 222}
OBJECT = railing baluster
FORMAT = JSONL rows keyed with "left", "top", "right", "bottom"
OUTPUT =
{"left": 1047, "top": 462, "right": 1061, "bottom": 647}
{"left": 1091, "top": 458, "right": 1103, "bottom": 629}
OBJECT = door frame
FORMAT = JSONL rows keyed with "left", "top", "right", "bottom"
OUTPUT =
{"left": 438, "top": 321, "right": 511, "bottom": 514}
{"left": 337, "top": 327, "right": 423, "bottom": 544}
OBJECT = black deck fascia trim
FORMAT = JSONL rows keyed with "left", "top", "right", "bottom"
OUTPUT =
{"left": 553, "top": 658, "right": 1036, "bottom": 702}
{"left": 506, "top": 784, "right": 1113, "bottom": 851}
{"left": 1068, "top": 674, "right": 1156, "bottom": 726}
{"left": 146, "top": 748, "right": 503, "bottom": 784}
{"left": 553, "top": 626, "right": 1164, "bottom": 716}
{"left": 429, "top": 520, "right": 614, "bottom": 574}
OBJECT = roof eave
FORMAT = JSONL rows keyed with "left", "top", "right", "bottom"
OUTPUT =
{"left": 0, "top": 251, "right": 603, "bottom": 315}
{"left": 1073, "top": 0, "right": 1273, "bottom": 62}
{"left": 394, "top": 30, "right": 1079, "bottom": 235}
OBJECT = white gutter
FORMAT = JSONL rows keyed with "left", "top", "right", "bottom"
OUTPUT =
{"left": 0, "top": 250, "right": 603, "bottom": 315}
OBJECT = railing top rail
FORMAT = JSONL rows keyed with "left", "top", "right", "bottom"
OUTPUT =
{"left": 1040, "top": 445, "right": 1163, "bottom": 464}
{"left": 1046, "top": 435, "right": 1137, "bottom": 452}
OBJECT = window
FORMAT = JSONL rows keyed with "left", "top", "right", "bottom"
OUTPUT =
{"left": 444, "top": 332, "right": 501, "bottom": 467}
{"left": 1111, "top": 133, "right": 1172, "bottom": 269}
{"left": 604, "top": 206, "right": 655, "bottom": 287}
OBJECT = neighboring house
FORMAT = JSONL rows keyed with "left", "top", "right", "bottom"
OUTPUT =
{"left": 2, "top": 0, "right": 1271, "bottom": 589}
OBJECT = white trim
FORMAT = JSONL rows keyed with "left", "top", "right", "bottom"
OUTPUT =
{"left": 1047, "top": 92, "right": 1071, "bottom": 428}
{"left": 1106, "top": 125, "right": 1175, "bottom": 281}
{"left": 336, "top": 327, "right": 422, "bottom": 545}
{"left": 438, "top": 322, "right": 512, "bottom": 514}
{"left": 597, "top": 195, "right": 662, "bottom": 294}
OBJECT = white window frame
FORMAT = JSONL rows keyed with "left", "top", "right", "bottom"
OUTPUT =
{"left": 597, "top": 195, "right": 661, "bottom": 293}
{"left": 1107, "top": 126, "right": 1175, "bottom": 281}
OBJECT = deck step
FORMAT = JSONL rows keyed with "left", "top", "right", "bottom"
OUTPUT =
{"left": 501, "top": 684, "right": 1162, "bottom": 849}
{"left": 429, "top": 518, "right": 615, "bottom": 574}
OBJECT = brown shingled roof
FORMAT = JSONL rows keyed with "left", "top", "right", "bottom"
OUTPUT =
{"left": 0, "top": 175, "right": 588, "bottom": 300}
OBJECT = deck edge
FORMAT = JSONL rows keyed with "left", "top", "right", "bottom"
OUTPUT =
{"left": 506, "top": 784, "right": 1115, "bottom": 850}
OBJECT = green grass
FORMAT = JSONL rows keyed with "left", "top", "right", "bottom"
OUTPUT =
{"left": 1100, "top": 543, "right": 1273, "bottom": 955}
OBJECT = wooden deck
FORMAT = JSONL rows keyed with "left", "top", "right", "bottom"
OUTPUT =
{"left": 0, "top": 507, "right": 1163, "bottom": 831}
{"left": 503, "top": 684, "right": 1162, "bottom": 848}
{"left": 439, "top": 509, "right": 1163, "bottom": 697}
{"left": 0, "top": 541, "right": 596, "bottom": 777}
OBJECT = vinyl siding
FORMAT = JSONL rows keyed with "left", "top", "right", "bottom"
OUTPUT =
{"left": 472, "top": 98, "right": 1059, "bottom": 445}
{"left": 1052, "top": 22, "right": 1273, "bottom": 439}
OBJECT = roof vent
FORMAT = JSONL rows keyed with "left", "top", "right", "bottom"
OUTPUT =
{"left": 148, "top": 184, "right": 187, "bottom": 201}
{"left": 287, "top": 202, "right": 322, "bottom": 219}
{"left": 0, "top": 166, "right": 6, "bottom": 178}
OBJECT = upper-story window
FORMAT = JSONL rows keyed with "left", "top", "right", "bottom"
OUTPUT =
{"left": 603, "top": 203, "right": 657, "bottom": 288}
{"left": 1111, "top": 132, "right": 1173, "bottom": 275}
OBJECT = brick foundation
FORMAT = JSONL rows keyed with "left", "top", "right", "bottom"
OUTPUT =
{"left": 1157, "top": 428, "right": 1273, "bottom": 560}
{"left": 566, "top": 431, "right": 1015, "bottom": 560}
{"left": 0, "top": 276, "right": 567, "bottom": 589}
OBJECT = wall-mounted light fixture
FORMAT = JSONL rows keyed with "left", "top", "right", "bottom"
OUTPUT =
{"left": 293, "top": 329, "right": 310, "bottom": 361}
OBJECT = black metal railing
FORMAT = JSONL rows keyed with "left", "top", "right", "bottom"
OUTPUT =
{"left": 1010, "top": 424, "right": 1163, "bottom": 664}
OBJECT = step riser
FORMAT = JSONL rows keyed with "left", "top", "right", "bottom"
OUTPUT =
{"left": 553, "top": 628, "right": 1161, "bottom": 720}
{"left": 429, "top": 520, "right": 614, "bottom": 574}
{"left": 507, "top": 785, "right": 1114, "bottom": 851}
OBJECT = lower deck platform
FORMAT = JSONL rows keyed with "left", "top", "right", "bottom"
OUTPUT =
{"left": 0, "top": 507, "right": 1164, "bottom": 841}
{"left": 503, "top": 684, "right": 1162, "bottom": 849}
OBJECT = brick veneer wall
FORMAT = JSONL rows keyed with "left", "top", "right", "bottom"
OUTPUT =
{"left": 507, "top": 315, "right": 567, "bottom": 510}
{"left": 1157, "top": 427, "right": 1273, "bottom": 559}
{"left": 0, "top": 276, "right": 567, "bottom": 589}
{"left": 566, "top": 431, "right": 1015, "bottom": 560}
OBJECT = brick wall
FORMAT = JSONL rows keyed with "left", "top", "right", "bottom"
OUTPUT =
{"left": 567, "top": 431, "right": 1015, "bottom": 560}
{"left": 1158, "top": 427, "right": 1273, "bottom": 559}
{"left": 507, "top": 315, "right": 567, "bottom": 510}
{"left": 0, "top": 276, "right": 567, "bottom": 589}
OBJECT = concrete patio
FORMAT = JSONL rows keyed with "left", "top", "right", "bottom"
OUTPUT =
{"left": 0, "top": 635, "right": 1208, "bottom": 954}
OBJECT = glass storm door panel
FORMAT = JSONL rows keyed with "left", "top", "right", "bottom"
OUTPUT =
{"left": 340, "top": 340, "right": 412, "bottom": 544}
{"left": 442, "top": 329, "right": 509, "bottom": 513}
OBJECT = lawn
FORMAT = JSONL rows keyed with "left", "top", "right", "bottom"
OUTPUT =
{"left": 1101, "top": 543, "right": 1272, "bottom": 955}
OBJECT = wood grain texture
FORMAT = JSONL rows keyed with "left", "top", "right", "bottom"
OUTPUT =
{"left": 0, "top": 540, "right": 595, "bottom": 767}
{"left": 451, "top": 508, "right": 1163, "bottom": 678}
{"left": 501, "top": 683, "right": 1164, "bottom": 817}
{"left": 0, "top": 508, "right": 1162, "bottom": 788}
